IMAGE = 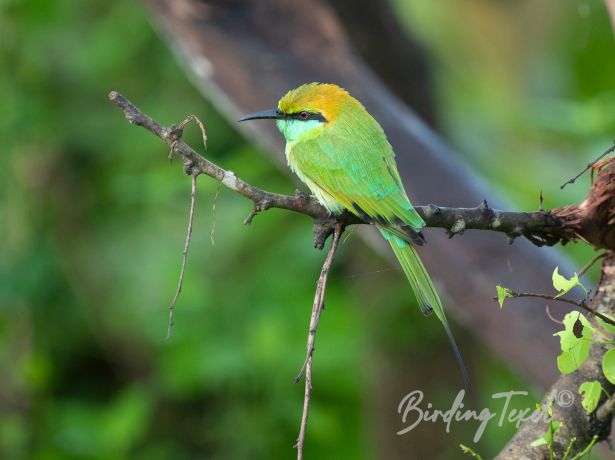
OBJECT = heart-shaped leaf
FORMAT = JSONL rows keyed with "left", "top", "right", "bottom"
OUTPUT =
{"left": 578, "top": 381, "right": 602, "bottom": 413}
{"left": 554, "top": 312, "right": 594, "bottom": 374}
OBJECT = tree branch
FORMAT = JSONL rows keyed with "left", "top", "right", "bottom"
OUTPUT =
{"left": 108, "top": 91, "right": 572, "bottom": 250}
{"left": 294, "top": 223, "right": 342, "bottom": 460}
{"left": 496, "top": 253, "right": 615, "bottom": 459}
{"left": 166, "top": 173, "right": 197, "bottom": 340}
{"left": 144, "top": 0, "right": 588, "bottom": 390}
{"left": 109, "top": 90, "right": 615, "bottom": 457}
{"left": 496, "top": 289, "right": 615, "bottom": 327}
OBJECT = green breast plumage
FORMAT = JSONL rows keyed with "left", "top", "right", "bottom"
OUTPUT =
{"left": 280, "top": 104, "right": 425, "bottom": 233}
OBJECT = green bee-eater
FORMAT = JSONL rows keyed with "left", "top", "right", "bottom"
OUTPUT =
{"left": 240, "top": 83, "right": 468, "bottom": 388}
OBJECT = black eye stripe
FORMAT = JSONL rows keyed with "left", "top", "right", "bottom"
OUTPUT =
{"left": 286, "top": 111, "right": 328, "bottom": 122}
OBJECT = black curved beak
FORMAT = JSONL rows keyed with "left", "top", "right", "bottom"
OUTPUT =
{"left": 238, "top": 108, "right": 283, "bottom": 122}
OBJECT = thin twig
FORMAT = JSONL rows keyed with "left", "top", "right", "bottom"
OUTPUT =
{"left": 294, "top": 224, "right": 343, "bottom": 460}
{"left": 210, "top": 182, "right": 221, "bottom": 246}
{"left": 561, "top": 437, "right": 575, "bottom": 460}
{"left": 498, "top": 254, "right": 615, "bottom": 459}
{"left": 545, "top": 305, "right": 564, "bottom": 325}
{"left": 579, "top": 252, "right": 606, "bottom": 277}
{"left": 500, "top": 290, "right": 615, "bottom": 327}
{"left": 167, "top": 174, "right": 198, "bottom": 340}
{"left": 169, "top": 115, "right": 207, "bottom": 160}
{"left": 181, "top": 114, "right": 208, "bottom": 148}
{"left": 560, "top": 140, "right": 615, "bottom": 189}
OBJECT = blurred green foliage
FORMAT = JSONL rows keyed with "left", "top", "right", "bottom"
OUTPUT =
{"left": 395, "top": 0, "right": 615, "bottom": 280}
{"left": 0, "top": 1, "right": 367, "bottom": 458}
{"left": 0, "top": 0, "right": 613, "bottom": 459}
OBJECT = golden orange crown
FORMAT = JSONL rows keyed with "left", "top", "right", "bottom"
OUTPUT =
{"left": 278, "top": 83, "right": 353, "bottom": 122}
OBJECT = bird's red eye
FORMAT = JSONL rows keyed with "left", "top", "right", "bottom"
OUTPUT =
{"left": 299, "top": 111, "right": 309, "bottom": 120}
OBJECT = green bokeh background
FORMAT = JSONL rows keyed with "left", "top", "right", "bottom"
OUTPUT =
{"left": 1, "top": 1, "right": 614, "bottom": 459}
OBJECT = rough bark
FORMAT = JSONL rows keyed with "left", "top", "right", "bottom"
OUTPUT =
{"left": 497, "top": 254, "right": 615, "bottom": 459}
{"left": 555, "top": 158, "right": 615, "bottom": 250}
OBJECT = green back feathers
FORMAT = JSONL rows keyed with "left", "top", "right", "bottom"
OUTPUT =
{"left": 285, "top": 90, "right": 425, "bottom": 232}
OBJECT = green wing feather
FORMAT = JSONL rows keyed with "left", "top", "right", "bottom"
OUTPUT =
{"left": 290, "top": 106, "right": 424, "bottom": 232}
{"left": 289, "top": 106, "right": 469, "bottom": 388}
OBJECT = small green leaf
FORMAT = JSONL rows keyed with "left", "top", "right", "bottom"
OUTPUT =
{"left": 531, "top": 421, "right": 562, "bottom": 447}
{"left": 557, "top": 353, "right": 582, "bottom": 375}
{"left": 554, "top": 313, "right": 594, "bottom": 374}
{"left": 496, "top": 285, "right": 513, "bottom": 308}
{"left": 530, "top": 437, "right": 547, "bottom": 447}
{"left": 578, "top": 381, "right": 602, "bottom": 413}
{"left": 602, "top": 348, "right": 615, "bottom": 384}
{"left": 552, "top": 267, "right": 586, "bottom": 298}
{"left": 548, "top": 421, "right": 562, "bottom": 442}
{"left": 596, "top": 316, "right": 615, "bottom": 335}
{"left": 459, "top": 444, "right": 483, "bottom": 459}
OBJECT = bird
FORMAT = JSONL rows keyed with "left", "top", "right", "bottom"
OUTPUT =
{"left": 239, "top": 83, "right": 469, "bottom": 389}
